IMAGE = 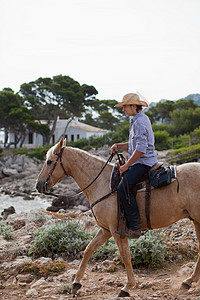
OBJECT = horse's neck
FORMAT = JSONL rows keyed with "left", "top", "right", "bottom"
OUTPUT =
{"left": 64, "top": 147, "right": 112, "bottom": 199}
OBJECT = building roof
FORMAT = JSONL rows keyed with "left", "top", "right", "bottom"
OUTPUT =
{"left": 56, "top": 117, "right": 108, "bottom": 133}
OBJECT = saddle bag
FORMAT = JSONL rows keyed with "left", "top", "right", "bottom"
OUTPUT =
{"left": 149, "top": 167, "right": 172, "bottom": 188}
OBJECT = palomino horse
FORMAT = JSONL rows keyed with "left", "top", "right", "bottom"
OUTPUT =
{"left": 36, "top": 138, "right": 200, "bottom": 297}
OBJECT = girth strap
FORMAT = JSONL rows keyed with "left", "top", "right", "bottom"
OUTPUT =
{"left": 145, "top": 178, "right": 152, "bottom": 230}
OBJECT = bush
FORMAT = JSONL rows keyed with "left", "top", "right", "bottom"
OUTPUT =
{"left": 154, "top": 130, "right": 171, "bottom": 150}
{"left": 29, "top": 220, "right": 91, "bottom": 258}
{"left": 166, "top": 143, "right": 200, "bottom": 164}
{"left": 171, "top": 134, "right": 191, "bottom": 149}
{"left": 92, "top": 230, "right": 168, "bottom": 268}
{"left": 0, "top": 220, "right": 14, "bottom": 240}
{"left": 12, "top": 145, "right": 50, "bottom": 160}
{"left": 128, "top": 230, "right": 166, "bottom": 268}
{"left": 26, "top": 145, "right": 50, "bottom": 160}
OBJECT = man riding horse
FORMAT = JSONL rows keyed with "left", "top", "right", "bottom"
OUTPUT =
{"left": 111, "top": 93, "right": 157, "bottom": 239}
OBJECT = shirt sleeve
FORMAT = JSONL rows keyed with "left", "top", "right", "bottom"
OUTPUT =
{"left": 134, "top": 122, "right": 148, "bottom": 153}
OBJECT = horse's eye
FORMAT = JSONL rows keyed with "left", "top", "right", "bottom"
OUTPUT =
{"left": 47, "top": 160, "right": 53, "bottom": 165}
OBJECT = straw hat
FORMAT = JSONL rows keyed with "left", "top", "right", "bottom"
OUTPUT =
{"left": 114, "top": 93, "right": 148, "bottom": 107}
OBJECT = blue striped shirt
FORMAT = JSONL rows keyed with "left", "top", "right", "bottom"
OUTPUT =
{"left": 128, "top": 111, "right": 157, "bottom": 167}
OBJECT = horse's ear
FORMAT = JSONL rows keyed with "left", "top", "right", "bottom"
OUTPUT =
{"left": 54, "top": 137, "right": 64, "bottom": 154}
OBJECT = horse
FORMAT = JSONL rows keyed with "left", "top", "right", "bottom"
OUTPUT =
{"left": 36, "top": 138, "right": 200, "bottom": 297}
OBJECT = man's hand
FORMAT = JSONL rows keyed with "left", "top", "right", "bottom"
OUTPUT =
{"left": 110, "top": 144, "right": 118, "bottom": 154}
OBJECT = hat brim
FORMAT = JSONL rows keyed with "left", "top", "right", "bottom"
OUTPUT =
{"left": 114, "top": 100, "right": 148, "bottom": 107}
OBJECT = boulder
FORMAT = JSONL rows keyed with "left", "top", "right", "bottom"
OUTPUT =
{"left": 2, "top": 168, "right": 18, "bottom": 176}
{"left": 1, "top": 206, "right": 16, "bottom": 220}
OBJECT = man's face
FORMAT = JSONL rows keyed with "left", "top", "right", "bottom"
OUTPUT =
{"left": 122, "top": 104, "right": 137, "bottom": 117}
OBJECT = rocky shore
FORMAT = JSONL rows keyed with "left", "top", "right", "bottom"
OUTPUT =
{"left": 0, "top": 148, "right": 200, "bottom": 299}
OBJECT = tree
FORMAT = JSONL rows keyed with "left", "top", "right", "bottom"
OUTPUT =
{"left": 146, "top": 101, "right": 175, "bottom": 124}
{"left": 170, "top": 107, "right": 200, "bottom": 136}
{"left": 0, "top": 89, "right": 49, "bottom": 147}
{"left": 0, "top": 90, "right": 24, "bottom": 146}
{"left": 97, "top": 110, "right": 120, "bottom": 131}
{"left": 20, "top": 75, "right": 98, "bottom": 144}
{"left": 174, "top": 99, "right": 198, "bottom": 112}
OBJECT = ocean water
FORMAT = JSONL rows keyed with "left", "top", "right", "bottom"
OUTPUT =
{"left": 0, "top": 194, "right": 51, "bottom": 216}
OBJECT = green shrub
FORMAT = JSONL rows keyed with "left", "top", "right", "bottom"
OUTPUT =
{"left": 58, "top": 283, "right": 73, "bottom": 294}
{"left": 154, "top": 130, "right": 171, "bottom": 150}
{"left": 92, "top": 230, "right": 168, "bottom": 268}
{"left": 29, "top": 220, "right": 91, "bottom": 258}
{"left": 167, "top": 143, "right": 200, "bottom": 164}
{"left": 26, "top": 145, "right": 51, "bottom": 160}
{"left": 171, "top": 134, "right": 192, "bottom": 149}
{"left": 12, "top": 145, "right": 50, "bottom": 160}
{"left": 128, "top": 230, "right": 166, "bottom": 268}
{"left": 0, "top": 220, "right": 14, "bottom": 240}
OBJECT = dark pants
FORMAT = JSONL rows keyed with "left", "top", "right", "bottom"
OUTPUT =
{"left": 118, "top": 163, "right": 150, "bottom": 230}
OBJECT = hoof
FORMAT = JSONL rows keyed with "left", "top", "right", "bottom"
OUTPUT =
{"left": 72, "top": 282, "right": 82, "bottom": 294}
{"left": 118, "top": 290, "right": 130, "bottom": 297}
{"left": 181, "top": 281, "right": 191, "bottom": 290}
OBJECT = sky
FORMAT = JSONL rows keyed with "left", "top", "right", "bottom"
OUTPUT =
{"left": 0, "top": 0, "right": 200, "bottom": 104}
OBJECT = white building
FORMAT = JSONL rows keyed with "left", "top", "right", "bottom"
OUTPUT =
{"left": 5, "top": 117, "right": 108, "bottom": 148}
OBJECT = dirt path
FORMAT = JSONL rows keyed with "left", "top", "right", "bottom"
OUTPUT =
{"left": 1, "top": 260, "right": 200, "bottom": 300}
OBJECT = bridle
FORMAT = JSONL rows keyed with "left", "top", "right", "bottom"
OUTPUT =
{"left": 44, "top": 147, "right": 68, "bottom": 196}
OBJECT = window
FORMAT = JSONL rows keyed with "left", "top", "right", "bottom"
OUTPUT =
{"left": 77, "top": 134, "right": 80, "bottom": 140}
{"left": 28, "top": 133, "right": 33, "bottom": 144}
{"left": 52, "top": 135, "right": 55, "bottom": 144}
{"left": 71, "top": 134, "right": 74, "bottom": 141}
{"left": 65, "top": 135, "right": 68, "bottom": 140}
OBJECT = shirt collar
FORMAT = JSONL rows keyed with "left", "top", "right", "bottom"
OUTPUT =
{"left": 131, "top": 110, "right": 144, "bottom": 123}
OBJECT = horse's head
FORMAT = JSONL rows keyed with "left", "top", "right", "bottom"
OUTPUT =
{"left": 36, "top": 137, "right": 67, "bottom": 193}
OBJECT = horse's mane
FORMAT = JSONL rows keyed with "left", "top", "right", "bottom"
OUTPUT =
{"left": 47, "top": 145, "right": 114, "bottom": 166}
{"left": 66, "top": 146, "right": 114, "bottom": 166}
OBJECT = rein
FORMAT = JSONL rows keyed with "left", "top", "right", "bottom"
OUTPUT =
{"left": 44, "top": 148, "right": 114, "bottom": 198}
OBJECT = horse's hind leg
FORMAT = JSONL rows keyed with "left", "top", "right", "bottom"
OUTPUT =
{"left": 72, "top": 228, "right": 111, "bottom": 293}
{"left": 113, "top": 235, "right": 136, "bottom": 297}
{"left": 181, "top": 220, "right": 200, "bottom": 289}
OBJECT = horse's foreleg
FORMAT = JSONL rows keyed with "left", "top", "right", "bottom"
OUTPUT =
{"left": 73, "top": 228, "right": 111, "bottom": 293}
{"left": 113, "top": 234, "right": 136, "bottom": 297}
{"left": 181, "top": 220, "right": 200, "bottom": 289}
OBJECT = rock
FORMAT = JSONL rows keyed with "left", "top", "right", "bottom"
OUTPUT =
{"left": 2, "top": 167, "right": 18, "bottom": 176}
{"left": 31, "top": 277, "right": 46, "bottom": 288}
{"left": 26, "top": 288, "right": 39, "bottom": 297}
{"left": 34, "top": 257, "right": 52, "bottom": 265}
{"left": 74, "top": 205, "right": 89, "bottom": 212}
{"left": 15, "top": 273, "right": 35, "bottom": 284}
{"left": 1, "top": 206, "right": 15, "bottom": 220}
{"left": 178, "top": 262, "right": 195, "bottom": 276}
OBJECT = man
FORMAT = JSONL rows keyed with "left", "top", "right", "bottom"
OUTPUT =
{"left": 111, "top": 93, "right": 157, "bottom": 239}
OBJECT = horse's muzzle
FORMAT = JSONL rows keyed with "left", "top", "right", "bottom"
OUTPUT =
{"left": 36, "top": 179, "right": 49, "bottom": 193}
